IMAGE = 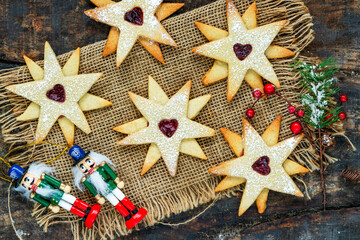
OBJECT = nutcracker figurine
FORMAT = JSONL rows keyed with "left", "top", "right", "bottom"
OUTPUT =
{"left": 9, "top": 162, "right": 101, "bottom": 228}
{"left": 69, "top": 145, "right": 147, "bottom": 230}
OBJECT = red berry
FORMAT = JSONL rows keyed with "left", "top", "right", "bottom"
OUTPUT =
{"left": 290, "top": 122, "right": 302, "bottom": 134}
{"left": 339, "top": 94, "right": 347, "bottom": 103}
{"left": 324, "top": 113, "right": 333, "bottom": 120}
{"left": 246, "top": 109, "right": 255, "bottom": 118}
{"left": 296, "top": 109, "right": 304, "bottom": 118}
{"left": 252, "top": 89, "right": 262, "bottom": 98}
{"left": 338, "top": 112, "right": 346, "bottom": 120}
{"left": 288, "top": 105, "right": 296, "bottom": 114}
{"left": 264, "top": 84, "right": 276, "bottom": 95}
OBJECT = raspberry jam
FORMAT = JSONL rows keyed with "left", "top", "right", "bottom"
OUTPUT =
{"left": 158, "top": 119, "right": 178, "bottom": 137}
{"left": 233, "top": 43, "right": 252, "bottom": 61}
{"left": 124, "top": 7, "right": 143, "bottom": 26}
{"left": 252, "top": 156, "right": 271, "bottom": 175}
{"left": 46, "top": 84, "right": 66, "bottom": 103}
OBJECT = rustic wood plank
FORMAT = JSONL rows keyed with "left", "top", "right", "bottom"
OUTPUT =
{"left": 237, "top": 207, "right": 360, "bottom": 240}
{"left": 0, "top": 0, "right": 359, "bottom": 239}
{"left": 0, "top": 0, "right": 205, "bottom": 63}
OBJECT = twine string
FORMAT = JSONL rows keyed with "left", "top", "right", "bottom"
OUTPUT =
{"left": 0, "top": 141, "right": 68, "bottom": 183}
{"left": 3, "top": 141, "right": 68, "bottom": 239}
{"left": 8, "top": 182, "right": 23, "bottom": 240}
{"left": 157, "top": 196, "right": 219, "bottom": 226}
{"left": 294, "top": 176, "right": 311, "bottom": 200}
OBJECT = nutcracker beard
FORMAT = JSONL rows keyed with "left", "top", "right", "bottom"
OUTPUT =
{"left": 88, "top": 171, "right": 110, "bottom": 196}
{"left": 13, "top": 162, "right": 55, "bottom": 200}
{"left": 72, "top": 151, "right": 116, "bottom": 193}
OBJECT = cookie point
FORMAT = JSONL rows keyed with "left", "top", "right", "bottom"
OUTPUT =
{"left": 242, "top": 118, "right": 250, "bottom": 127}
{"left": 23, "top": 55, "right": 31, "bottom": 62}
{"left": 84, "top": 9, "right": 93, "bottom": 17}
{"left": 238, "top": 208, "right": 245, "bottom": 216}
{"left": 191, "top": 47, "right": 198, "bottom": 53}
{"left": 295, "top": 190, "right": 304, "bottom": 197}
{"left": 279, "top": 20, "right": 287, "bottom": 26}
{"left": 226, "top": 0, "right": 234, "bottom": 5}
{"left": 5, "top": 85, "right": 14, "bottom": 91}
{"left": 140, "top": 168, "right": 147, "bottom": 175}
{"left": 219, "top": 127, "right": 228, "bottom": 134}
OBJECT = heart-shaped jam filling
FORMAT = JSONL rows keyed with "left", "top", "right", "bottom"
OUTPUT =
{"left": 46, "top": 84, "right": 66, "bottom": 103}
{"left": 252, "top": 156, "right": 271, "bottom": 175}
{"left": 158, "top": 119, "right": 178, "bottom": 138}
{"left": 233, "top": 43, "right": 252, "bottom": 61}
{"left": 124, "top": 7, "right": 143, "bottom": 26}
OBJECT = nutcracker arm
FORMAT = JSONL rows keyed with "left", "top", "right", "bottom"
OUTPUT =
{"left": 41, "top": 173, "right": 71, "bottom": 193}
{"left": 81, "top": 177, "right": 105, "bottom": 204}
{"left": 100, "top": 162, "right": 124, "bottom": 188}
{"left": 30, "top": 192, "right": 59, "bottom": 212}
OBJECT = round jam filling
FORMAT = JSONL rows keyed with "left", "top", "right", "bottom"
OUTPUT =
{"left": 46, "top": 84, "right": 66, "bottom": 103}
{"left": 252, "top": 156, "right": 271, "bottom": 175}
{"left": 124, "top": 7, "right": 144, "bottom": 26}
{"left": 158, "top": 119, "right": 178, "bottom": 138}
{"left": 233, "top": 43, "right": 252, "bottom": 61}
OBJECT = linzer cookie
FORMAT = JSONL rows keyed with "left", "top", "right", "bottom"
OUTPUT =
{"left": 209, "top": 118, "right": 307, "bottom": 216}
{"left": 5, "top": 42, "right": 111, "bottom": 144}
{"left": 114, "top": 76, "right": 215, "bottom": 177}
{"left": 85, "top": 0, "right": 183, "bottom": 66}
{"left": 192, "top": 0, "right": 294, "bottom": 102}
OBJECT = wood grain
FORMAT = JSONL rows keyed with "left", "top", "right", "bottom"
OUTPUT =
{"left": 0, "top": 0, "right": 359, "bottom": 239}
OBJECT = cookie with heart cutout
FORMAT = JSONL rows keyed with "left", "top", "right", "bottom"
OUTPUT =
{"left": 192, "top": 0, "right": 294, "bottom": 102}
{"left": 209, "top": 117, "right": 306, "bottom": 216}
{"left": 114, "top": 76, "right": 215, "bottom": 177}
{"left": 6, "top": 42, "right": 111, "bottom": 144}
{"left": 85, "top": 0, "right": 183, "bottom": 66}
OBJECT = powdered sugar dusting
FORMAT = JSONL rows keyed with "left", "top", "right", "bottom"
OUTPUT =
{"left": 6, "top": 43, "right": 101, "bottom": 141}
{"left": 210, "top": 119, "right": 303, "bottom": 214}
{"left": 119, "top": 80, "right": 214, "bottom": 177}
{"left": 85, "top": 0, "right": 176, "bottom": 66}
{"left": 193, "top": 1, "right": 284, "bottom": 100}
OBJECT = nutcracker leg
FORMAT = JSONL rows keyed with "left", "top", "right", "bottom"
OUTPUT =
{"left": 58, "top": 200, "right": 86, "bottom": 218}
{"left": 105, "top": 193, "right": 130, "bottom": 217}
{"left": 62, "top": 193, "right": 91, "bottom": 212}
{"left": 110, "top": 188, "right": 147, "bottom": 229}
{"left": 112, "top": 188, "right": 136, "bottom": 212}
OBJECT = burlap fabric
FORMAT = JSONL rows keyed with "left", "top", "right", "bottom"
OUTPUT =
{"left": 0, "top": 0, "right": 330, "bottom": 239}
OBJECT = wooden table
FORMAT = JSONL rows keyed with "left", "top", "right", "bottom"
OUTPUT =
{"left": 0, "top": 0, "right": 359, "bottom": 239}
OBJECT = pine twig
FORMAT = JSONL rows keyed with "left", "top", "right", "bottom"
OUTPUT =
{"left": 318, "top": 129, "right": 326, "bottom": 210}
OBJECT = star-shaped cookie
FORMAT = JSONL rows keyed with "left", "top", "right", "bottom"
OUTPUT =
{"left": 6, "top": 42, "right": 110, "bottom": 144}
{"left": 115, "top": 76, "right": 215, "bottom": 177}
{"left": 209, "top": 118, "right": 305, "bottom": 216}
{"left": 192, "top": 0, "right": 294, "bottom": 102}
{"left": 85, "top": 0, "right": 181, "bottom": 67}
{"left": 216, "top": 115, "right": 309, "bottom": 214}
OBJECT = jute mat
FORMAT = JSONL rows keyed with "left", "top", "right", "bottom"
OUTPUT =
{"left": 0, "top": 0, "right": 336, "bottom": 239}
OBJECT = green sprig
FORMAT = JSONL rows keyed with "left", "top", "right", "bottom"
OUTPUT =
{"left": 291, "top": 57, "right": 340, "bottom": 129}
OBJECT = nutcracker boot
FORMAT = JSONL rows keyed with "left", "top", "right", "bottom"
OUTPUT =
{"left": 112, "top": 188, "right": 148, "bottom": 229}
{"left": 60, "top": 193, "right": 101, "bottom": 228}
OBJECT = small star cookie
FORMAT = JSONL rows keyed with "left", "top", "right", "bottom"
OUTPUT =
{"left": 115, "top": 76, "right": 215, "bottom": 177}
{"left": 85, "top": 0, "right": 182, "bottom": 67}
{"left": 209, "top": 118, "right": 306, "bottom": 216}
{"left": 192, "top": 0, "right": 294, "bottom": 102}
{"left": 6, "top": 42, "right": 111, "bottom": 144}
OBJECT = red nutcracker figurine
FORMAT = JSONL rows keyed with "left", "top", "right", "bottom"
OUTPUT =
{"left": 69, "top": 145, "right": 147, "bottom": 229}
{"left": 9, "top": 162, "right": 101, "bottom": 228}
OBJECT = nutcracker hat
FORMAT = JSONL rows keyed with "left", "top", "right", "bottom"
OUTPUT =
{"left": 69, "top": 145, "right": 90, "bottom": 165}
{"left": 8, "top": 164, "right": 28, "bottom": 186}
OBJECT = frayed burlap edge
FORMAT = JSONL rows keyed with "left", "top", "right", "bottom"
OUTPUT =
{"left": 0, "top": 0, "right": 350, "bottom": 239}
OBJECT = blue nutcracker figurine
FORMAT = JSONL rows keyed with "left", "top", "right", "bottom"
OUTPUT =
{"left": 69, "top": 145, "right": 147, "bottom": 230}
{"left": 9, "top": 162, "right": 101, "bottom": 228}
